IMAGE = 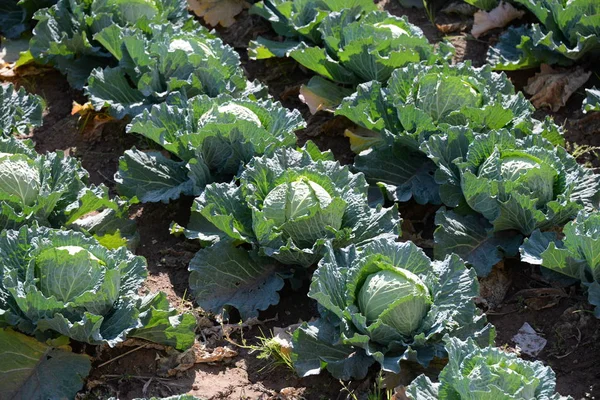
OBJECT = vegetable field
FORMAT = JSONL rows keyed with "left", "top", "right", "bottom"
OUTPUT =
{"left": 1, "top": 0, "right": 600, "bottom": 399}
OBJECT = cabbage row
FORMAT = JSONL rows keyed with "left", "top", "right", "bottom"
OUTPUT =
{"left": 1, "top": 0, "right": 598, "bottom": 398}
{"left": 0, "top": 80, "right": 197, "bottom": 397}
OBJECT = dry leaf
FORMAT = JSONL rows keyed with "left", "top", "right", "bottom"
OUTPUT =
{"left": 71, "top": 101, "right": 115, "bottom": 140}
{"left": 158, "top": 341, "right": 238, "bottom": 377}
{"left": 0, "top": 38, "right": 49, "bottom": 79}
{"left": 436, "top": 22, "right": 471, "bottom": 34}
{"left": 271, "top": 324, "right": 301, "bottom": 358}
{"left": 187, "top": 0, "right": 250, "bottom": 27}
{"left": 478, "top": 261, "right": 512, "bottom": 309}
{"left": 524, "top": 64, "right": 591, "bottom": 112}
{"left": 471, "top": 1, "right": 525, "bottom": 39}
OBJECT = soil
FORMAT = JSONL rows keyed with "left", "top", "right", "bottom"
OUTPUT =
{"left": 9, "top": 1, "right": 600, "bottom": 399}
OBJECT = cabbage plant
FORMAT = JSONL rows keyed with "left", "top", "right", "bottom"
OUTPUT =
{"left": 336, "top": 62, "right": 562, "bottom": 205}
{"left": 249, "top": 0, "right": 377, "bottom": 52}
{"left": 187, "top": 144, "right": 400, "bottom": 318}
{"left": 85, "top": 24, "right": 259, "bottom": 119}
{"left": 291, "top": 237, "right": 492, "bottom": 380}
{"left": 487, "top": 0, "right": 600, "bottom": 70}
{"left": 0, "top": 83, "right": 44, "bottom": 137}
{"left": 0, "top": 225, "right": 196, "bottom": 349}
{"left": 30, "top": 0, "right": 195, "bottom": 88}
{"left": 521, "top": 210, "right": 600, "bottom": 318}
{"left": 431, "top": 130, "right": 600, "bottom": 276}
{"left": 0, "top": 136, "right": 137, "bottom": 247}
{"left": 404, "top": 336, "right": 572, "bottom": 399}
{"left": 116, "top": 94, "right": 305, "bottom": 203}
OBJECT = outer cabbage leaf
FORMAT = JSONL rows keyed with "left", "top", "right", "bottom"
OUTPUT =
{"left": 434, "top": 208, "right": 523, "bottom": 277}
{"left": 29, "top": 0, "right": 196, "bottom": 88}
{"left": 187, "top": 144, "right": 400, "bottom": 317}
{"left": 0, "top": 83, "right": 44, "bottom": 137}
{"left": 405, "top": 336, "right": 572, "bottom": 399}
{"left": 0, "top": 226, "right": 195, "bottom": 349}
{"left": 0, "top": 0, "right": 57, "bottom": 38}
{"left": 0, "top": 137, "right": 137, "bottom": 246}
{"left": 487, "top": 0, "right": 600, "bottom": 70}
{"left": 292, "top": 237, "right": 493, "bottom": 379}
{"left": 521, "top": 210, "right": 600, "bottom": 317}
{"left": 116, "top": 93, "right": 304, "bottom": 203}
{"left": 0, "top": 328, "right": 91, "bottom": 399}
{"left": 85, "top": 24, "right": 259, "bottom": 119}
{"left": 188, "top": 240, "right": 286, "bottom": 319}
{"left": 583, "top": 87, "right": 600, "bottom": 113}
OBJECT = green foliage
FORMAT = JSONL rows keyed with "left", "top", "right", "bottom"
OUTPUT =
{"left": 0, "top": 136, "right": 138, "bottom": 245}
{"left": 0, "top": 226, "right": 196, "bottom": 349}
{"left": 405, "top": 336, "right": 572, "bottom": 399}
{"left": 0, "top": 0, "right": 57, "bottom": 38}
{"left": 521, "top": 210, "right": 600, "bottom": 317}
{"left": 116, "top": 93, "right": 305, "bottom": 203}
{"left": 0, "top": 327, "right": 91, "bottom": 399}
{"left": 431, "top": 130, "right": 600, "bottom": 276}
{"left": 86, "top": 24, "right": 261, "bottom": 119}
{"left": 0, "top": 83, "right": 44, "bottom": 137}
{"left": 187, "top": 144, "right": 400, "bottom": 318}
{"left": 488, "top": 0, "right": 600, "bottom": 70}
{"left": 291, "top": 237, "right": 493, "bottom": 379}
{"left": 29, "top": 0, "right": 196, "bottom": 88}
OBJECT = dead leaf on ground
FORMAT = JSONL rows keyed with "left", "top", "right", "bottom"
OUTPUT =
{"left": 0, "top": 38, "right": 50, "bottom": 79}
{"left": 478, "top": 261, "right": 512, "bottom": 310}
{"left": 269, "top": 387, "right": 305, "bottom": 400}
{"left": 471, "top": 1, "right": 525, "bottom": 39}
{"left": 524, "top": 64, "right": 591, "bottom": 112}
{"left": 71, "top": 101, "right": 116, "bottom": 140}
{"left": 509, "top": 287, "right": 567, "bottom": 311}
{"left": 187, "top": 0, "right": 250, "bottom": 27}
{"left": 158, "top": 341, "right": 238, "bottom": 377}
{"left": 299, "top": 84, "right": 336, "bottom": 114}
{"left": 436, "top": 22, "right": 471, "bottom": 34}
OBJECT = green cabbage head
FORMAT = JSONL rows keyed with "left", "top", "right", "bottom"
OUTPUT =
{"left": 459, "top": 131, "right": 600, "bottom": 236}
{"left": 190, "top": 144, "right": 399, "bottom": 267}
{"left": 291, "top": 237, "right": 493, "bottom": 380}
{"left": 405, "top": 336, "right": 572, "bottom": 399}
{"left": 0, "top": 226, "right": 195, "bottom": 349}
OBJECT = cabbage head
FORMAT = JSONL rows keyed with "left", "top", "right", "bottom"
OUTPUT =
{"left": 30, "top": 0, "right": 196, "bottom": 88}
{"left": 0, "top": 137, "right": 136, "bottom": 247}
{"left": 186, "top": 144, "right": 400, "bottom": 319}
{"left": 116, "top": 94, "right": 304, "bottom": 203}
{"left": 405, "top": 336, "right": 572, "bottom": 399}
{"left": 0, "top": 226, "right": 195, "bottom": 349}
{"left": 291, "top": 236, "right": 493, "bottom": 380}
{"left": 487, "top": 0, "right": 600, "bottom": 71}
{"left": 432, "top": 130, "right": 600, "bottom": 276}
{"left": 459, "top": 131, "right": 599, "bottom": 235}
